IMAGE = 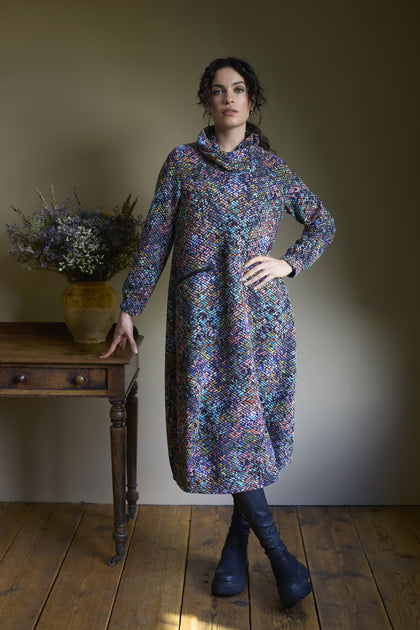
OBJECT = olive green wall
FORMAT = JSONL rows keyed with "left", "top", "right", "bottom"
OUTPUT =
{"left": 0, "top": 0, "right": 418, "bottom": 504}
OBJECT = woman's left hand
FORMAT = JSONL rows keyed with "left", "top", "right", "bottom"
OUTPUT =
{"left": 241, "top": 255, "right": 293, "bottom": 290}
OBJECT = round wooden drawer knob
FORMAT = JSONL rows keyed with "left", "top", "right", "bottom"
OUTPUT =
{"left": 15, "top": 374, "right": 26, "bottom": 383}
{"left": 74, "top": 375, "right": 87, "bottom": 386}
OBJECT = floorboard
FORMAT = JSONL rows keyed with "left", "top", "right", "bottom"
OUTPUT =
{"left": 404, "top": 505, "right": 420, "bottom": 542}
{"left": 109, "top": 505, "right": 190, "bottom": 630}
{"left": 299, "top": 506, "right": 391, "bottom": 630}
{"left": 0, "top": 503, "right": 84, "bottom": 630}
{"left": 0, "top": 503, "right": 33, "bottom": 562}
{"left": 351, "top": 506, "right": 420, "bottom": 630}
{"left": 0, "top": 503, "right": 418, "bottom": 630}
{"left": 36, "top": 504, "right": 134, "bottom": 630}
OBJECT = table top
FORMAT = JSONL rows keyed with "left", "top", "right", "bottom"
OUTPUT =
{"left": 0, "top": 322, "right": 143, "bottom": 366}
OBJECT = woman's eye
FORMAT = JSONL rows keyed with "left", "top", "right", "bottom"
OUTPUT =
{"left": 235, "top": 87, "right": 245, "bottom": 93}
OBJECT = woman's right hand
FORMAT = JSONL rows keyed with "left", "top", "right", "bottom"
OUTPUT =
{"left": 100, "top": 310, "right": 138, "bottom": 358}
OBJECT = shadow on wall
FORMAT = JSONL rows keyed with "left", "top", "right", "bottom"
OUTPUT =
{"left": 0, "top": 399, "right": 67, "bottom": 499}
{"left": 0, "top": 263, "right": 65, "bottom": 322}
{"left": 0, "top": 397, "right": 113, "bottom": 502}
{"left": 268, "top": 216, "right": 414, "bottom": 504}
{"left": 324, "top": 182, "right": 418, "bottom": 502}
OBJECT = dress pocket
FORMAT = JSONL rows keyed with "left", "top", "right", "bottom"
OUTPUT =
{"left": 175, "top": 266, "right": 221, "bottom": 348}
{"left": 176, "top": 265, "right": 214, "bottom": 287}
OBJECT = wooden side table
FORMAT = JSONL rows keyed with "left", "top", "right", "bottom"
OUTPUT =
{"left": 0, "top": 322, "right": 143, "bottom": 566}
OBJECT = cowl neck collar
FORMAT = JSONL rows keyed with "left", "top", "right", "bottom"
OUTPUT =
{"left": 196, "top": 126, "right": 260, "bottom": 172}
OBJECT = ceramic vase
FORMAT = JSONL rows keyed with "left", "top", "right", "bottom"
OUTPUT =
{"left": 62, "top": 281, "right": 117, "bottom": 344}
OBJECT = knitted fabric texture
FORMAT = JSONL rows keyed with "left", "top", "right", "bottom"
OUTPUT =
{"left": 121, "top": 127, "right": 336, "bottom": 494}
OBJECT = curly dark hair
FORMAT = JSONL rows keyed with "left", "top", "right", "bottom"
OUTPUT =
{"left": 197, "top": 57, "right": 272, "bottom": 151}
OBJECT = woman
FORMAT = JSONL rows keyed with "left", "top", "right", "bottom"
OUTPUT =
{"left": 102, "top": 57, "right": 335, "bottom": 609}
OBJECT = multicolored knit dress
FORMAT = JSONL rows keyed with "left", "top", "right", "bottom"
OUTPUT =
{"left": 121, "top": 127, "right": 336, "bottom": 494}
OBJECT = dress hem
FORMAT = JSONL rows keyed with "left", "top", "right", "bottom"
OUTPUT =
{"left": 172, "top": 458, "right": 292, "bottom": 495}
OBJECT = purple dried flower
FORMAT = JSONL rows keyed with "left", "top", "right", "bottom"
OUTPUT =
{"left": 6, "top": 188, "right": 142, "bottom": 281}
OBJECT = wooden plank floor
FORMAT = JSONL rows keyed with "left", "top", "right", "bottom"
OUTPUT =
{"left": 0, "top": 504, "right": 419, "bottom": 629}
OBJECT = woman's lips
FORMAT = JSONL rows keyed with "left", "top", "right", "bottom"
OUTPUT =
{"left": 223, "top": 109, "right": 238, "bottom": 115}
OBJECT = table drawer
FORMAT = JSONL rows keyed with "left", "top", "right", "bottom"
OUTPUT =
{"left": 0, "top": 366, "right": 107, "bottom": 391}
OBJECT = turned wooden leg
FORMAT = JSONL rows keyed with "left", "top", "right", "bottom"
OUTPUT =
{"left": 125, "top": 380, "right": 139, "bottom": 518}
{"left": 108, "top": 399, "right": 128, "bottom": 566}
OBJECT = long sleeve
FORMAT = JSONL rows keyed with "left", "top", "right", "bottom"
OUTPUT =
{"left": 121, "top": 149, "right": 181, "bottom": 315}
{"left": 282, "top": 167, "right": 336, "bottom": 277}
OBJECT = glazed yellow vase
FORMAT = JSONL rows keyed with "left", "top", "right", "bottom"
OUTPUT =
{"left": 62, "top": 281, "right": 117, "bottom": 344}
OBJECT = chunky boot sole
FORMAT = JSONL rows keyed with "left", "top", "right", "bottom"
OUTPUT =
{"left": 211, "top": 576, "right": 247, "bottom": 597}
{"left": 211, "top": 560, "right": 248, "bottom": 596}
{"left": 277, "top": 564, "right": 312, "bottom": 609}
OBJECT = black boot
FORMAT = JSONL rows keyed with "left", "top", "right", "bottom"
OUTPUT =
{"left": 233, "top": 488, "right": 312, "bottom": 609}
{"left": 211, "top": 505, "right": 250, "bottom": 596}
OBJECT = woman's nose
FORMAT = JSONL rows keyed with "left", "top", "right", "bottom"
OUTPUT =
{"left": 224, "top": 91, "right": 234, "bottom": 103}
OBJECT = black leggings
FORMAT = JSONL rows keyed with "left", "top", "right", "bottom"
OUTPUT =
{"left": 232, "top": 487, "right": 281, "bottom": 551}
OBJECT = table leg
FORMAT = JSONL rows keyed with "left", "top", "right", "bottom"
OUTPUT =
{"left": 125, "top": 380, "right": 139, "bottom": 518}
{"left": 109, "top": 399, "right": 128, "bottom": 566}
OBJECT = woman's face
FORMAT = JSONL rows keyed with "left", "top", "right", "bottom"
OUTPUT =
{"left": 206, "top": 67, "right": 252, "bottom": 133}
